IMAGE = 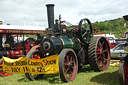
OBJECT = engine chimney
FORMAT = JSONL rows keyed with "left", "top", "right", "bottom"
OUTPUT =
{"left": 123, "top": 15, "right": 128, "bottom": 21}
{"left": 46, "top": 4, "right": 54, "bottom": 30}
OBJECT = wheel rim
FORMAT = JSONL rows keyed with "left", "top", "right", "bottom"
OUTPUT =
{"left": 0, "top": 60, "right": 11, "bottom": 77}
{"left": 96, "top": 38, "right": 110, "bottom": 71}
{"left": 124, "top": 61, "right": 128, "bottom": 84}
{"left": 63, "top": 51, "right": 77, "bottom": 81}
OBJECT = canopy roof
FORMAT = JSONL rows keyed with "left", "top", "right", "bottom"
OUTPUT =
{"left": 0, "top": 25, "right": 46, "bottom": 34}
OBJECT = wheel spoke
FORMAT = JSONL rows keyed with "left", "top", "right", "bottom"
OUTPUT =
{"left": 98, "top": 42, "right": 102, "bottom": 52}
{"left": 97, "top": 50, "right": 100, "bottom": 52}
{"left": 82, "top": 27, "right": 87, "bottom": 30}
{"left": 64, "top": 68, "right": 69, "bottom": 74}
{"left": 70, "top": 57, "right": 74, "bottom": 64}
{"left": 102, "top": 57, "right": 107, "bottom": 64}
{"left": 99, "top": 42, "right": 102, "bottom": 49}
{"left": 66, "top": 55, "right": 69, "bottom": 62}
{"left": 87, "top": 24, "right": 90, "bottom": 31}
{"left": 64, "top": 62, "right": 68, "bottom": 66}
{"left": 97, "top": 46, "right": 100, "bottom": 50}
{"left": 96, "top": 52, "right": 101, "bottom": 55}
{"left": 82, "top": 31, "right": 87, "bottom": 37}
{"left": 70, "top": 57, "right": 73, "bottom": 62}
{"left": 70, "top": 70, "right": 73, "bottom": 74}
{"left": 98, "top": 60, "right": 101, "bottom": 66}
{"left": 97, "top": 56, "right": 101, "bottom": 61}
{"left": 103, "top": 49, "right": 108, "bottom": 53}
{"left": 101, "top": 42, "right": 104, "bottom": 48}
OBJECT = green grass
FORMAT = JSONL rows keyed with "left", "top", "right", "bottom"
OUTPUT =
{"left": 0, "top": 65, "right": 119, "bottom": 85}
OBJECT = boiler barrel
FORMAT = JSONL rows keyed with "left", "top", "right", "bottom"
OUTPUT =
{"left": 41, "top": 37, "right": 81, "bottom": 54}
{"left": 60, "top": 37, "right": 81, "bottom": 50}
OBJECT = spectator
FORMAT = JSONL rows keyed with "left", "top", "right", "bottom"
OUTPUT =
{"left": 36, "top": 34, "right": 44, "bottom": 44}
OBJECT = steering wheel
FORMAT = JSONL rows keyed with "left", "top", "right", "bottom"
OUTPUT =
{"left": 25, "top": 38, "right": 36, "bottom": 44}
{"left": 78, "top": 18, "right": 93, "bottom": 44}
{"left": 25, "top": 38, "right": 36, "bottom": 53}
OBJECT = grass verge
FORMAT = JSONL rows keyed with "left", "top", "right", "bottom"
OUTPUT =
{"left": 0, "top": 65, "right": 119, "bottom": 85}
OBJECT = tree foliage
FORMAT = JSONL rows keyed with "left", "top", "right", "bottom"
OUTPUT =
{"left": 92, "top": 18, "right": 128, "bottom": 38}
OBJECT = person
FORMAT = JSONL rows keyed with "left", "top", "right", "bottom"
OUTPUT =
{"left": 5, "top": 34, "right": 15, "bottom": 47}
{"left": 36, "top": 34, "right": 44, "bottom": 44}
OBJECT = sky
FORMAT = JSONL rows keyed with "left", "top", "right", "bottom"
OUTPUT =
{"left": 0, "top": 0, "right": 127, "bottom": 27}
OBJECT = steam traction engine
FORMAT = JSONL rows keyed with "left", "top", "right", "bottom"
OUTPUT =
{"left": 119, "top": 15, "right": 128, "bottom": 85}
{"left": 25, "top": 4, "right": 110, "bottom": 82}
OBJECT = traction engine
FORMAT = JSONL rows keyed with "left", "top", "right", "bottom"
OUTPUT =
{"left": 0, "top": 35, "right": 38, "bottom": 76}
{"left": 119, "top": 15, "right": 128, "bottom": 85}
{"left": 25, "top": 4, "right": 111, "bottom": 82}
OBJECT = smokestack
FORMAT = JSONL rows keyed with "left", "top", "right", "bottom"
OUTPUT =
{"left": 46, "top": 4, "right": 55, "bottom": 30}
{"left": 123, "top": 15, "right": 128, "bottom": 21}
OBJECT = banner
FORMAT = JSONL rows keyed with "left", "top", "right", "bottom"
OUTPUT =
{"left": 3, "top": 54, "right": 59, "bottom": 74}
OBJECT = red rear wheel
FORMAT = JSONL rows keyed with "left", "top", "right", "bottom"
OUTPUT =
{"left": 88, "top": 36, "right": 110, "bottom": 71}
{"left": 0, "top": 59, "right": 11, "bottom": 77}
{"left": 124, "top": 61, "right": 128, "bottom": 84}
{"left": 119, "top": 60, "right": 128, "bottom": 85}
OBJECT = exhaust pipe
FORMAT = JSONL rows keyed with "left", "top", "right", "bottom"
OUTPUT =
{"left": 46, "top": 4, "right": 55, "bottom": 30}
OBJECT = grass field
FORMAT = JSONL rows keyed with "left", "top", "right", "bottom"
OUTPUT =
{"left": 0, "top": 65, "right": 119, "bottom": 85}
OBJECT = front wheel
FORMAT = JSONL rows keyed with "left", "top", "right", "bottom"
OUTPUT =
{"left": 59, "top": 49, "right": 78, "bottom": 82}
{"left": 25, "top": 46, "right": 44, "bottom": 80}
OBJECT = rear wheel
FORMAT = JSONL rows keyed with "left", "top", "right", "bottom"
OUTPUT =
{"left": 119, "top": 60, "right": 128, "bottom": 85}
{"left": 25, "top": 46, "right": 44, "bottom": 80}
{"left": 88, "top": 36, "right": 110, "bottom": 71}
{"left": 124, "top": 61, "right": 128, "bottom": 84}
{"left": 0, "top": 59, "right": 11, "bottom": 77}
{"left": 59, "top": 49, "right": 78, "bottom": 82}
{"left": 119, "top": 60, "right": 126, "bottom": 85}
